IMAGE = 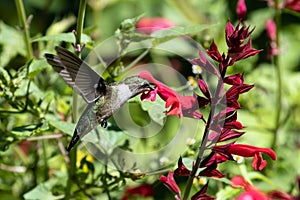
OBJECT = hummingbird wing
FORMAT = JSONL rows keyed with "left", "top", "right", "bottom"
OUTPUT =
{"left": 44, "top": 46, "right": 106, "bottom": 103}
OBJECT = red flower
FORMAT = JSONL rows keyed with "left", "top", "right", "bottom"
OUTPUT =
{"left": 136, "top": 17, "right": 175, "bottom": 34}
{"left": 236, "top": 0, "right": 247, "bottom": 21}
{"left": 174, "top": 157, "right": 191, "bottom": 176}
{"left": 268, "top": 190, "right": 294, "bottom": 200}
{"left": 213, "top": 143, "right": 276, "bottom": 171}
{"left": 231, "top": 176, "right": 271, "bottom": 200}
{"left": 224, "top": 73, "right": 244, "bottom": 85}
{"left": 198, "top": 160, "right": 225, "bottom": 178}
{"left": 225, "top": 21, "right": 261, "bottom": 63}
{"left": 189, "top": 50, "right": 219, "bottom": 76}
{"left": 139, "top": 71, "right": 203, "bottom": 119}
{"left": 121, "top": 184, "right": 155, "bottom": 200}
{"left": 226, "top": 83, "right": 254, "bottom": 109}
{"left": 191, "top": 183, "right": 215, "bottom": 200}
{"left": 200, "top": 152, "right": 228, "bottom": 168}
{"left": 160, "top": 171, "right": 181, "bottom": 196}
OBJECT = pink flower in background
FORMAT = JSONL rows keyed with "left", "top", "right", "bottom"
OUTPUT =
{"left": 231, "top": 176, "right": 271, "bottom": 200}
{"left": 136, "top": 17, "right": 175, "bottom": 34}
{"left": 285, "top": 0, "right": 300, "bottom": 12}
{"left": 266, "top": 19, "right": 279, "bottom": 58}
{"left": 267, "top": 0, "right": 300, "bottom": 12}
{"left": 236, "top": 0, "right": 247, "bottom": 21}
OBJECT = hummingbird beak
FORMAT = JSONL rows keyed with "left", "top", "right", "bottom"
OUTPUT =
{"left": 147, "top": 84, "right": 155, "bottom": 91}
{"left": 139, "top": 83, "right": 155, "bottom": 92}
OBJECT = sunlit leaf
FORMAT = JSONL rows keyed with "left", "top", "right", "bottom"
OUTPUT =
{"left": 28, "top": 60, "right": 49, "bottom": 79}
{"left": 0, "top": 21, "right": 26, "bottom": 66}
{"left": 23, "top": 178, "right": 63, "bottom": 200}
{"left": 47, "top": 119, "right": 75, "bottom": 136}
{"left": 32, "top": 32, "right": 92, "bottom": 44}
{"left": 151, "top": 24, "right": 213, "bottom": 46}
{"left": 46, "top": 16, "right": 76, "bottom": 35}
{"left": 140, "top": 96, "right": 166, "bottom": 126}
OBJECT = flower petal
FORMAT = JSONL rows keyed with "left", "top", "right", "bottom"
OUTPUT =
{"left": 159, "top": 171, "right": 181, "bottom": 195}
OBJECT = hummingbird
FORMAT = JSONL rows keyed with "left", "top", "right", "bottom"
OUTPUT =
{"left": 44, "top": 46, "right": 153, "bottom": 151}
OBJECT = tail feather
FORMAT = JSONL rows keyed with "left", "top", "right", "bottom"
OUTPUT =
{"left": 66, "top": 129, "right": 80, "bottom": 152}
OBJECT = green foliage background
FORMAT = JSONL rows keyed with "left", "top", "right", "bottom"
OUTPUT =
{"left": 0, "top": 0, "right": 299, "bottom": 199}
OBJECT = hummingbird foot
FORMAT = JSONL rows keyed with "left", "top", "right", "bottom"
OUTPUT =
{"left": 100, "top": 119, "right": 107, "bottom": 128}
{"left": 66, "top": 129, "right": 80, "bottom": 152}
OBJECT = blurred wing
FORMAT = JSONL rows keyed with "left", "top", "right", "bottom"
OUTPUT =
{"left": 44, "top": 46, "right": 106, "bottom": 103}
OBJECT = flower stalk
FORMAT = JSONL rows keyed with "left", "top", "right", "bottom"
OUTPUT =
{"left": 15, "top": 0, "right": 33, "bottom": 61}
{"left": 140, "top": 20, "right": 275, "bottom": 199}
{"left": 182, "top": 77, "right": 223, "bottom": 200}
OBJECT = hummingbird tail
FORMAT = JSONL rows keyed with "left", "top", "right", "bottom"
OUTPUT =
{"left": 66, "top": 129, "right": 80, "bottom": 152}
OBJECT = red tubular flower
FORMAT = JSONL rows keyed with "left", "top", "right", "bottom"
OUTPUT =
{"left": 189, "top": 50, "right": 219, "bottom": 76}
{"left": 121, "top": 184, "right": 155, "bottom": 200}
{"left": 198, "top": 160, "right": 225, "bottom": 178}
{"left": 218, "top": 129, "right": 245, "bottom": 142}
{"left": 225, "top": 21, "right": 262, "bottom": 63}
{"left": 160, "top": 171, "right": 181, "bottom": 196}
{"left": 136, "top": 17, "right": 175, "bottom": 34}
{"left": 174, "top": 157, "right": 191, "bottom": 176}
{"left": 213, "top": 143, "right": 276, "bottom": 170}
{"left": 236, "top": 0, "right": 247, "bottom": 21}
{"left": 206, "top": 40, "right": 223, "bottom": 63}
{"left": 191, "top": 183, "right": 215, "bottom": 200}
{"left": 198, "top": 78, "right": 211, "bottom": 100}
{"left": 200, "top": 152, "right": 228, "bottom": 169}
{"left": 231, "top": 176, "right": 271, "bottom": 200}
{"left": 224, "top": 73, "right": 244, "bottom": 85}
{"left": 226, "top": 83, "right": 254, "bottom": 109}
{"left": 139, "top": 71, "right": 203, "bottom": 119}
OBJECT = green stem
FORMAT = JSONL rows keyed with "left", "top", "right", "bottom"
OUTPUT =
{"left": 42, "top": 140, "right": 49, "bottom": 180}
{"left": 15, "top": 0, "right": 33, "bottom": 61}
{"left": 182, "top": 76, "right": 223, "bottom": 200}
{"left": 272, "top": 0, "right": 282, "bottom": 150}
{"left": 122, "top": 48, "right": 150, "bottom": 74}
{"left": 66, "top": 0, "right": 87, "bottom": 197}
{"left": 75, "top": 0, "right": 86, "bottom": 49}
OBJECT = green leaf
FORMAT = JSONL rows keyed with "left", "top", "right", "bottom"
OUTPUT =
{"left": 28, "top": 60, "right": 49, "bottom": 79}
{"left": 139, "top": 96, "right": 166, "bottom": 126}
{"left": 151, "top": 24, "right": 214, "bottom": 46}
{"left": 32, "top": 32, "right": 92, "bottom": 44}
{"left": 46, "top": 16, "right": 76, "bottom": 35}
{"left": 0, "top": 67, "right": 11, "bottom": 84}
{"left": 47, "top": 118, "right": 75, "bottom": 136}
{"left": 216, "top": 186, "right": 241, "bottom": 200}
{"left": 11, "top": 124, "right": 43, "bottom": 137}
{"left": 23, "top": 178, "right": 63, "bottom": 200}
{"left": 0, "top": 21, "right": 26, "bottom": 66}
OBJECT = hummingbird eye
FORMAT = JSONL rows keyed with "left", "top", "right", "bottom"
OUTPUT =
{"left": 140, "top": 83, "right": 154, "bottom": 91}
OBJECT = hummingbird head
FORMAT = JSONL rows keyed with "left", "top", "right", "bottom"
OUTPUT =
{"left": 122, "top": 76, "right": 154, "bottom": 98}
